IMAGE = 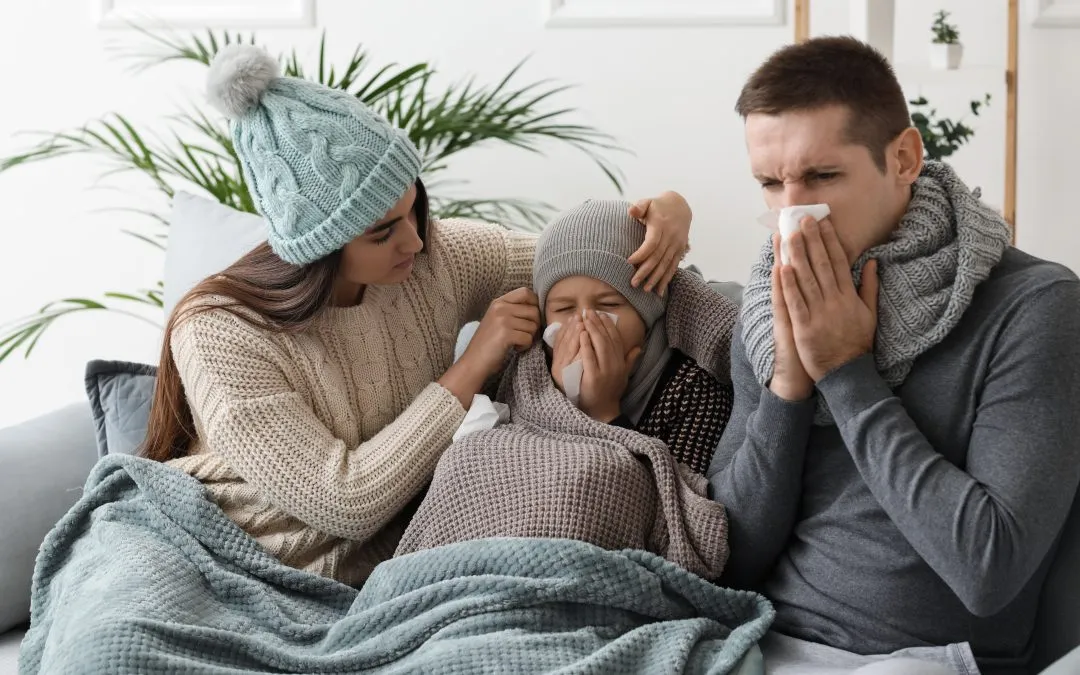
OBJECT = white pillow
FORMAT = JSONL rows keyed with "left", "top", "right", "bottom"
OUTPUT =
{"left": 163, "top": 192, "right": 267, "bottom": 318}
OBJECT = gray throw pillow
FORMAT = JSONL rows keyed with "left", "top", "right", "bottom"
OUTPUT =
{"left": 84, "top": 360, "right": 158, "bottom": 457}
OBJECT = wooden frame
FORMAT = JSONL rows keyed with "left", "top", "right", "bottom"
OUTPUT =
{"left": 95, "top": 0, "right": 317, "bottom": 29}
{"left": 792, "top": 0, "right": 1018, "bottom": 239}
{"left": 1028, "top": 0, "right": 1080, "bottom": 27}
{"left": 544, "top": 0, "right": 785, "bottom": 28}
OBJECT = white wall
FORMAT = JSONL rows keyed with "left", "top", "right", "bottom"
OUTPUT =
{"left": 1, "top": 0, "right": 1078, "bottom": 428}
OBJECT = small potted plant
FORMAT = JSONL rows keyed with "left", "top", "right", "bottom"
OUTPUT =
{"left": 930, "top": 10, "right": 962, "bottom": 69}
{"left": 909, "top": 93, "right": 990, "bottom": 160}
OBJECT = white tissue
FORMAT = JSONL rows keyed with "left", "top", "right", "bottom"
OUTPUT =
{"left": 777, "top": 204, "right": 830, "bottom": 265}
{"left": 453, "top": 394, "right": 510, "bottom": 442}
{"left": 756, "top": 209, "right": 780, "bottom": 230}
{"left": 562, "top": 361, "right": 585, "bottom": 405}
{"left": 543, "top": 310, "right": 619, "bottom": 406}
{"left": 542, "top": 322, "right": 562, "bottom": 349}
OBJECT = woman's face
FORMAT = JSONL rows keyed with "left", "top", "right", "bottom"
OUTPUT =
{"left": 544, "top": 276, "right": 646, "bottom": 359}
{"left": 339, "top": 184, "right": 424, "bottom": 288}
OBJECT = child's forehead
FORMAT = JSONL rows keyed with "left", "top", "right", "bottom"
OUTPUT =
{"left": 546, "top": 275, "right": 622, "bottom": 298}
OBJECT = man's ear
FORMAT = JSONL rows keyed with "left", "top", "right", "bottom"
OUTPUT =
{"left": 893, "top": 127, "right": 924, "bottom": 185}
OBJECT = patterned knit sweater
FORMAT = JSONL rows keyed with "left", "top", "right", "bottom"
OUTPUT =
{"left": 166, "top": 219, "right": 535, "bottom": 586}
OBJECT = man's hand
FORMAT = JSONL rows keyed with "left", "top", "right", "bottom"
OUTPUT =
{"left": 769, "top": 233, "right": 815, "bottom": 401}
{"left": 578, "top": 310, "right": 640, "bottom": 422}
{"left": 779, "top": 216, "right": 879, "bottom": 381}
{"left": 627, "top": 191, "right": 692, "bottom": 296}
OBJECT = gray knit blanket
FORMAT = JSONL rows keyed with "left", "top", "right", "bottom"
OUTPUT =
{"left": 19, "top": 454, "right": 774, "bottom": 674}
{"left": 741, "top": 160, "right": 1012, "bottom": 424}
{"left": 396, "top": 338, "right": 732, "bottom": 581}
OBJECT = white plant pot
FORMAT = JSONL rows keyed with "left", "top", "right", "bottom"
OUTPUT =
{"left": 929, "top": 42, "right": 963, "bottom": 70}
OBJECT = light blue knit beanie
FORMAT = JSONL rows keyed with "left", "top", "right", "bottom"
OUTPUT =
{"left": 206, "top": 44, "right": 422, "bottom": 265}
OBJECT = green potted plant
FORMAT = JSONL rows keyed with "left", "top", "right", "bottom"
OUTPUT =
{"left": 930, "top": 9, "right": 962, "bottom": 70}
{"left": 909, "top": 93, "right": 990, "bottom": 160}
{"left": 0, "top": 29, "right": 626, "bottom": 363}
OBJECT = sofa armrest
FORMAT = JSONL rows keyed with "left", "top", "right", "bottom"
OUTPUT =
{"left": 1032, "top": 483, "right": 1080, "bottom": 671}
{"left": 1040, "top": 645, "right": 1080, "bottom": 675}
{"left": 0, "top": 402, "right": 99, "bottom": 633}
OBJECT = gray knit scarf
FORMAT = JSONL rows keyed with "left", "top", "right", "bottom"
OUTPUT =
{"left": 622, "top": 320, "right": 671, "bottom": 424}
{"left": 740, "top": 160, "right": 1012, "bottom": 425}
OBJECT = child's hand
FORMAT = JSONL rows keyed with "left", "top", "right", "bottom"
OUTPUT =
{"left": 578, "top": 310, "right": 640, "bottom": 422}
{"left": 550, "top": 315, "right": 583, "bottom": 394}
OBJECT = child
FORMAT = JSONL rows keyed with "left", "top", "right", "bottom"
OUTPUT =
{"left": 534, "top": 198, "right": 735, "bottom": 475}
{"left": 396, "top": 200, "right": 739, "bottom": 579}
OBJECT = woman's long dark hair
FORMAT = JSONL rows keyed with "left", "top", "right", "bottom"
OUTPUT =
{"left": 140, "top": 179, "right": 429, "bottom": 462}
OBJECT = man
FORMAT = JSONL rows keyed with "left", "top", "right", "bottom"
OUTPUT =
{"left": 708, "top": 36, "right": 1080, "bottom": 675}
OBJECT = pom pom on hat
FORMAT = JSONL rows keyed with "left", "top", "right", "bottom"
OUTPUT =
{"left": 207, "top": 44, "right": 280, "bottom": 119}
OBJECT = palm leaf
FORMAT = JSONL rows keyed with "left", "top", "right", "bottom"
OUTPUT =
{"left": 0, "top": 295, "right": 162, "bottom": 363}
{"left": 1, "top": 27, "right": 627, "bottom": 366}
{"left": 110, "top": 25, "right": 256, "bottom": 71}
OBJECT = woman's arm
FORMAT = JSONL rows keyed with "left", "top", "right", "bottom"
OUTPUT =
{"left": 173, "top": 309, "right": 467, "bottom": 543}
{"left": 428, "top": 219, "right": 537, "bottom": 325}
{"left": 664, "top": 269, "right": 741, "bottom": 383}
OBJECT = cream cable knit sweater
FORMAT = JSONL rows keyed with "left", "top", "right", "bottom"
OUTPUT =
{"left": 167, "top": 219, "right": 536, "bottom": 586}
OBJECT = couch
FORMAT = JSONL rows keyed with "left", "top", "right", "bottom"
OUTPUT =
{"left": 1, "top": 193, "right": 1078, "bottom": 673}
{"left": 2, "top": 369, "right": 1080, "bottom": 674}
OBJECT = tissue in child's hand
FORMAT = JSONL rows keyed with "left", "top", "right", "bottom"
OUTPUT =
{"left": 562, "top": 360, "right": 585, "bottom": 405}
{"left": 778, "top": 204, "right": 830, "bottom": 264}
{"left": 542, "top": 322, "right": 561, "bottom": 349}
{"left": 542, "top": 310, "right": 619, "bottom": 407}
{"left": 453, "top": 394, "right": 510, "bottom": 442}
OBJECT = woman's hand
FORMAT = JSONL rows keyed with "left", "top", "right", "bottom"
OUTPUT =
{"left": 627, "top": 191, "right": 693, "bottom": 297}
{"left": 440, "top": 287, "right": 540, "bottom": 408}
{"left": 550, "top": 314, "right": 584, "bottom": 394}
{"left": 578, "top": 310, "right": 641, "bottom": 422}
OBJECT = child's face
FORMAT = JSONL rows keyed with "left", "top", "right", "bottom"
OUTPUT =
{"left": 544, "top": 276, "right": 647, "bottom": 358}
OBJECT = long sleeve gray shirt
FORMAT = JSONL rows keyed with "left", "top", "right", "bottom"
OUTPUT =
{"left": 707, "top": 248, "right": 1080, "bottom": 675}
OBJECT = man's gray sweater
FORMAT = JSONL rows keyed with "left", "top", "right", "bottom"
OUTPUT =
{"left": 708, "top": 248, "right": 1080, "bottom": 674}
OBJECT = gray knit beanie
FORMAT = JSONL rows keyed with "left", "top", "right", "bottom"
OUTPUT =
{"left": 533, "top": 199, "right": 666, "bottom": 328}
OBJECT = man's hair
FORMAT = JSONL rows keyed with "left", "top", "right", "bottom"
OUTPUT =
{"left": 735, "top": 36, "right": 911, "bottom": 171}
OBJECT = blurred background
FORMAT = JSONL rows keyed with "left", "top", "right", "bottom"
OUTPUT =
{"left": 1, "top": 0, "right": 1075, "bottom": 427}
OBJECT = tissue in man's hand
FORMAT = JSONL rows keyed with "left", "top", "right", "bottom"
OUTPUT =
{"left": 542, "top": 310, "right": 619, "bottom": 406}
{"left": 453, "top": 394, "right": 510, "bottom": 442}
{"left": 778, "top": 204, "right": 830, "bottom": 265}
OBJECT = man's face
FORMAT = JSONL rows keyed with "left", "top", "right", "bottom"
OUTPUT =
{"left": 744, "top": 104, "right": 904, "bottom": 263}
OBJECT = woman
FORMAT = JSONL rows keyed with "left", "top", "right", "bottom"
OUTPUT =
{"left": 394, "top": 199, "right": 740, "bottom": 580}
{"left": 140, "top": 44, "right": 695, "bottom": 586}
